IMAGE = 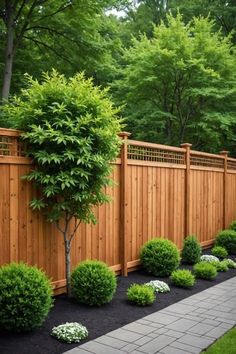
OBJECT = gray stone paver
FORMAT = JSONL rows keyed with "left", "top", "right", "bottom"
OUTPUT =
{"left": 63, "top": 276, "right": 236, "bottom": 354}
{"left": 177, "top": 333, "right": 214, "bottom": 349}
{"left": 188, "top": 323, "right": 215, "bottom": 335}
{"left": 165, "top": 318, "right": 198, "bottom": 332}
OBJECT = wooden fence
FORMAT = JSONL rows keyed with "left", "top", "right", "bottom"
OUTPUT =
{"left": 1, "top": 128, "right": 236, "bottom": 294}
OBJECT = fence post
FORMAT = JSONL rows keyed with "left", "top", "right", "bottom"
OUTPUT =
{"left": 181, "top": 143, "right": 192, "bottom": 237}
{"left": 220, "top": 150, "right": 228, "bottom": 229}
{"left": 119, "top": 132, "right": 131, "bottom": 276}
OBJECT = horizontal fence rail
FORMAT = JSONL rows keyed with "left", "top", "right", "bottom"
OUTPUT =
{"left": 0, "top": 128, "right": 236, "bottom": 293}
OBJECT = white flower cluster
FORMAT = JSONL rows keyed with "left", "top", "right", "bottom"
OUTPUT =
{"left": 200, "top": 255, "right": 219, "bottom": 263}
{"left": 145, "top": 280, "right": 170, "bottom": 293}
{"left": 51, "top": 322, "right": 88, "bottom": 343}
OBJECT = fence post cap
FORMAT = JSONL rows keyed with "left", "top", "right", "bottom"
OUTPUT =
{"left": 119, "top": 132, "right": 131, "bottom": 139}
{"left": 180, "top": 143, "right": 192, "bottom": 148}
{"left": 220, "top": 150, "right": 229, "bottom": 156}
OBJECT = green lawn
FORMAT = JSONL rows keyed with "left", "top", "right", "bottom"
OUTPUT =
{"left": 203, "top": 327, "right": 236, "bottom": 354}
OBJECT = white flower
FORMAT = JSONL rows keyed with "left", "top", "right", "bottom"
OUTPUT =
{"left": 200, "top": 255, "right": 219, "bottom": 263}
{"left": 145, "top": 280, "right": 170, "bottom": 293}
{"left": 51, "top": 322, "right": 88, "bottom": 343}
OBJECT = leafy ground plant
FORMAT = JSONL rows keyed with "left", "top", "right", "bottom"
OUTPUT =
{"left": 127, "top": 284, "right": 155, "bottom": 306}
{"left": 224, "top": 259, "right": 236, "bottom": 268}
{"left": 215, "top": 230, "right": 236, "bottom": 254}
{"left": 145, "top": 280, "right": 170, "bottom": 293}
{"left": 170, "top": 269, "right": 195, "bottom": 288}
{"left": 51, "top": 322, "right": 88, "bottom": 343}
{"left": 140, "top": 238, "right": 180, "bottom": 276}
{"left": 71, "top": 260, "right": 117, "bottom": 306}
{"left": 181, "top": 235, "right": 202, "bottom": 264}
{"left": 194, "top": 262, "right": 218, "bottom": 280}
{"left": 0, "top": 262, "right": 53, "bottom": 332}
{"left": 211, "top": 261, "right": 229, "bottom": 272}
{"left": 211, "top": 246, "right": 228, "bottom": 259}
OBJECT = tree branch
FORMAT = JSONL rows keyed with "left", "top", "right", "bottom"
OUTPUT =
{"left": 22, "top": 35, "right": 74, "bottom": 64}
{"left": 14, "top": 0, "right": 27, "bottom": 22}
{"left": 24, "top": 25, "right": 81, "bottom": 46}
{"left": 14, "top": 0, "right": 39, "bottom": 51}
{"left": 69, "top": 219, "right": 82, "bottom": 244}
{"left": 33, "top": 2, "right": 72, "bottom": 23}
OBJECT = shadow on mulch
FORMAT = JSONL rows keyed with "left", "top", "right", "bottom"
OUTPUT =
{"left": 0, "top": 254, "right": 236, "bottom": 354}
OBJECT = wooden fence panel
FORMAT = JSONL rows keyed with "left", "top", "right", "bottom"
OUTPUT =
{"left": 1, "top": 128, "right": 236, "bottom": 293}
{"left": 126, "top": 165, "right": 185, "bottom": 266}
{"left": 189, "top": 169, "right": 224, "bottom": 246}
{"left": 226, "top": 172, "right": 236, "bottom": 227}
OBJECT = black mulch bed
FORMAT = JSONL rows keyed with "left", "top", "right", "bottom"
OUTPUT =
{"left": 0, "top": 254, "right": 236, "bottom": 354}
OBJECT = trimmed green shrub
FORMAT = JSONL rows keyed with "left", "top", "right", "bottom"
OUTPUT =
{"left": 140, "top": 238, "right": 180, "bottom": 276}
{"left": 215, "top": 230, "right": 236, "bottom": 254}
{"left": 211, "top": 260, "right": 229, "bottom": 272}
{"left": 212, "top": 246, "right": 228, "bottom": 259}
{"left": 170, "top": 269, "right": 195, "bottom": 288}
{"left": 127, "top": 284, "right": 155, "bottom": 306}
{"left": 0, "top": 262, "right": 53, "bottom": 332}
{"left": 181, "top": 235, "right": 202, "bottom": 264}
{"left": 193, "top": 262, "right": 217, "bottom": 280}
{"left": 224, "top": 259, "right": 236, "bottom": 269}
{"left": 71, "top": 260, "right": 117, "bottom": 306}
{"left": 229, "top": 220, "right": 236, "bottom": 231}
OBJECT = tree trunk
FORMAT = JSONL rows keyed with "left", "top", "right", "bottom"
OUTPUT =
{"left": 64, "top": 239, "right": 72, "bottom": 297}
{"left": 1, "top": 2, "right": 15, "bottom": 101}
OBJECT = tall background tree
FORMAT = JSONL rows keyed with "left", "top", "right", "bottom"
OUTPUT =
{"left": 113, "top": 14, "right": 236, "bottom": 151}
{"left": 0, "top": 0, "right": 128, "bottom": 101}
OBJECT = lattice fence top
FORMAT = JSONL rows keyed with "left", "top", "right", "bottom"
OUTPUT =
{"left": 127, "top": 144, "right": 185, "bottom": 164}
{"left": 125, "top": 140, "right": 236, "bottom": 169}
{"left": 1, "top": 128, "right": 236, "bottom": 169}
{"left": 227, "top": 158, "right": 236, "bottom": 171}
{"left": 190, "top": 153, "right": 224, "bottom": 169}
{"left": 0, "top": 129, "right": 25, "bottom": 157}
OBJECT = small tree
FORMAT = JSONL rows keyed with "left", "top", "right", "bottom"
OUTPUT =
{"left": 4, "top": 71, "right": 122, "bottom": 296}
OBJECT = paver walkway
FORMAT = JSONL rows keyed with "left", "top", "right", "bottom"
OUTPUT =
{"left": 64, "top": 277, "right": 236, "bottom": 354}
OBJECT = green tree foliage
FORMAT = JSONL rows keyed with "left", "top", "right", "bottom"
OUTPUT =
{"left": 3, "top": 71, "right": 122, "bottom": 295}
{"left": 169, "top": 0, "right": 236, "bottom": 43}
{"left": 114, "top": 14, "right": 236, "bottom": 151}
{"left": 0, "top": 0, "right": 128, "bottom": 100}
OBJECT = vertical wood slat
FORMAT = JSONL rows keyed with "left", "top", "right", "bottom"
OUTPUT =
{"left": 119, "top": 132, "right": 131, "bottom": 276}
{"left": 181, "top": 143, "right": 192, "bottom": 237}
{"left": 220, "top": 151, "right": 228, "bottom": 229}
{"left": 9, "top": 165, "right": 19, "bottom": 262}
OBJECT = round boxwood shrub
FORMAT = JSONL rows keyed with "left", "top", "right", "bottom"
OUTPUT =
{"left": 170, "top": 269, "right": 195, "bottom": 288}
{"left": 211, "top": 260, "right": 229, "bottom": 272}
{"left": 211, "top": 246, "right": 228, "bottom": 259}
{"left": 127, "top": 284, "right": 155, "bottom": 306}
{"left": 181, "top": 235, "right": 202, "bottom": 264}
{"left": 140, "top": 238, "right": 180, "bottom": 276}
{"left": 0, "top": 262, "right": 53, "bottom": 332}
{"left": 71, "top": 260, "right": 117, "bottom": 306}
{"left": 193, "top": 262, "right": 217, "bottom": 280}
{"left": 215, "top": 230, "right": 236, "bottom": 254}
